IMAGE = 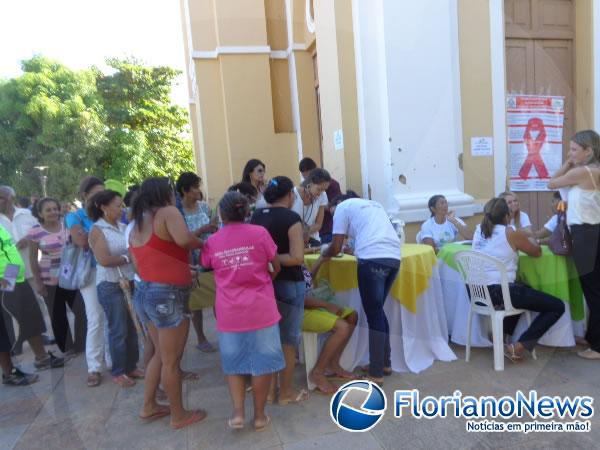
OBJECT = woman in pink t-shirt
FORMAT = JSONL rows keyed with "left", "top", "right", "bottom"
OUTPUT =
{"left": 201, "top": 192, "right": 284, "bottom": 431}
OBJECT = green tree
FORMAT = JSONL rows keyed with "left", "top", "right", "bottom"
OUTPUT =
{"left": 97, "top": 58, "right": 195, "bottom": 185}
{"left": 0, "top": 56, "right": 107, "bottom": 200}
{"left": 0, "top": 55, "right": 196, "bottom": 200}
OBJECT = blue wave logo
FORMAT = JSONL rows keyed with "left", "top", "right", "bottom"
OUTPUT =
{"left": 330, "top": 381, "right": 387, "bottom": 432}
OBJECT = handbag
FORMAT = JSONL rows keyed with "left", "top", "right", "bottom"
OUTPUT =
{"left": 58, "top": 212, "right": 93, "bottom": 290}
{"left": 548, "top": 204, "right": 572, "bottom": 256}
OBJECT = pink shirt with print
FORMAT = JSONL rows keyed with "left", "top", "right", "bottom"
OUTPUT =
{"left": 201, "top": 223, "right": 280, "bottom": 333}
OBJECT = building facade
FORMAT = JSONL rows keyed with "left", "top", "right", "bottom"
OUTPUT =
{"left": 180, "top": 0, "right": 598, "bottom": 239}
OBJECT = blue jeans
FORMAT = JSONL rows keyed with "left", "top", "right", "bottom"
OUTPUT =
{"left": 97, "top": 281, "right": 139, "bottom": 377}
{"left": 133, "top": 281, "right": 191, "bottom": 329}
{"left": 273, "top": 280, "right": 306, "bottom": 347}
{"left": 357, "top": 258, "right": 400, "bottom": 378}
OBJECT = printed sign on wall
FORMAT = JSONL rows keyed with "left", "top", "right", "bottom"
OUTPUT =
{"left": 507, "top": 95, "right": 565, "bottom": 191}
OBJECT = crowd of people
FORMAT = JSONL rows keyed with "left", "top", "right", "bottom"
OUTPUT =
{"left": 0, "top": 129, "right": 599, "bottom": 431}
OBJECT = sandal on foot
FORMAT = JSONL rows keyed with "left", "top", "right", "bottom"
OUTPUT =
{"left": 140, "top": 406, "right": 171, "bottom": 422}
{"left": 182, "top": 371, "right": 200, "bottom": 381}
{"left": 504, "top": 344, "right": 523, "bottom": 363}
{"left": 87, "top": 372, "right": 102, "bottom": 388}
{"left": 359, "top": 366, "right": 392, "bottom": 377}
{"left": 324, "top": 370, "right": 359, "bottom": 381}
{"left": 254, "top": 415, "right": 271, "bottom": 432}
{"left": 228, "top": 417, "right": 245, "bottom": 430}
{"left": 112, "top": 374, "right": 136, "bottom": 388}
{"left": 278, "top": 389, "right": 309, "bottom": 406}
{"left": 127, "top": 369, "right": 145, "bottom": 379}
{"left": 171, "top": 409, "right": 207, "bottom": 430}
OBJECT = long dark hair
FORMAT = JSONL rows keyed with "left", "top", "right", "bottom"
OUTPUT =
{"left": 481, "top": 198, "right": 510, "bottom": 239}
{"left": 241, "top": 159, "right": 265, "bottom": 183}
{"left": 131, "top": 177, "right": 174, "bottom": 230}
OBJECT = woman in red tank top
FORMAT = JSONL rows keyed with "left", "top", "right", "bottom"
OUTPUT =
{"left": 129, "top": 178, "right": 206, "bottom": 430}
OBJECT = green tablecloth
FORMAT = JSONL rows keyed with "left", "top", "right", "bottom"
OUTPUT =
{"left": 438, "top": 243, "right": 584, "bottom": 321}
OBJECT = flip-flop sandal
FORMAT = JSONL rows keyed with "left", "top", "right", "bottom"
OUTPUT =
{"left": 140, "top": 407, "right": 171, "bottom": 422}
{"left": 325, "top": 371, "right": 358, "bottom": 381}
{"left": 278, "top": 389, "right": 309, "bottom": 406}
{"left": 182, "top": 371, "right": 200, "bottom": 381}
{"left": 171, "top": 409, "right": 207, "bottom": 430}
{"left": 254, "top": 415, "right": 271, "bottom": 432}
{"left": 504, "top": 344, "right": 523, "bottom": 363}
{"left": 358, "top": 366, "right": 392, "bottom": 376}
{"left": 313, "top": 385, "right": 339, "bottom": 396}
{"left": 227, "top": 417, "right": 245, "bottom": 430}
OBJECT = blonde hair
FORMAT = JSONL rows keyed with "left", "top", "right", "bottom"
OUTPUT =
{"left": 499, "top": 191, "right": 522, "bottom": 228}
{"left": 571, "top": 130, "right": 600, "bottom": 164}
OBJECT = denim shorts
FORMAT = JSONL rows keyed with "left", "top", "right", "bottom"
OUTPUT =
{"left": 273, "top": 280, "right": 306, "bottom": 347}
{"left": 133, "top": 281, "right": 191, "bottom": 329}
{"left": 218, "top": 324, "right": 285, "bottom": 376}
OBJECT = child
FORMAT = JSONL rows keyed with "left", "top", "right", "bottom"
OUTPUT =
{"left": 201, "top": 192, "right": 284, "bottom": 431}
{"left": 302, "top": 257, "right": 358, "bottom": 394}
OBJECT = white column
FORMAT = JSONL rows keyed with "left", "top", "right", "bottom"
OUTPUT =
{"left": 490, "top": 0, "right": 508, "bottom": 196}
{"left": 353, "top": 0, "right": 477, "bottom": 222}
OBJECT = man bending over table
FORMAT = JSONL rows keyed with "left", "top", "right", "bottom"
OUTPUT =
{"left": 320, "top": 194, "right": 401, "bottom": 386}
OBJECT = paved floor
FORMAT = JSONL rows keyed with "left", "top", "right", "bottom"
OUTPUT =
{"left": 2, "top": 315, "right": 599, "bottom": 450}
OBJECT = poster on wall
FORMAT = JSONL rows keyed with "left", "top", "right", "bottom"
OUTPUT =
{"left": 507, "top": 94, "right": 565, "bottom": 191}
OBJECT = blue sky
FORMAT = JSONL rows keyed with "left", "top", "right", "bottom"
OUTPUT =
{"left": 0, "top": 0, "right": 188, "bottom": 106}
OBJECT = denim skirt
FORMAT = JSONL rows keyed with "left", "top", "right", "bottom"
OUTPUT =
{"left": 218, "top": 323, "right": 285, "bottom": 376}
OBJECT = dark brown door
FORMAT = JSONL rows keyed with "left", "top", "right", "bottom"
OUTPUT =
{"left": 505, "top": 0, "right": 574, "bottom": 229}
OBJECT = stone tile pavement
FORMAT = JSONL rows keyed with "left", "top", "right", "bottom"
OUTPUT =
{"left": 1, "top": 315, "right": 599, "bottom": 450}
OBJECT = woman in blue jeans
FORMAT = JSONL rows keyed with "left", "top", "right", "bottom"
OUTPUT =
{"left": 322, "top": 194, "right": 401, "bottom": 385}
{"left": 88, "top": 190, "right": 141, "bottom": 388}
{"left": 472, "top": 197, "right": 565, "bottom": 361}
{"left": 251, "top": 176, "right": 308, "bottom": 404}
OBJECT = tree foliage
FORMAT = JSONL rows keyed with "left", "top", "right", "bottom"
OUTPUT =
{"left": 0, "top": 55, "right": 195, "bottom": 200}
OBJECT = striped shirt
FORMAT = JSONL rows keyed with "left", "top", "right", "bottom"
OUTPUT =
{"left": 27, "top": 224, "right": 66, "bottom": 286}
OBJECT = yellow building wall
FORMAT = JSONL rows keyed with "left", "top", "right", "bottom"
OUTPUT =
{"left": 458, "top": 0, "right": 496, "bottom": 201}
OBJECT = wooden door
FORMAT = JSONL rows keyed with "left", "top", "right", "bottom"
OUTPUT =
{"left": 505, "top": 0, "right": 574, "bottom": 229}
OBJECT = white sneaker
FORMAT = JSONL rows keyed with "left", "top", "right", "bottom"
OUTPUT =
{"left": 577, "top": 348, "right": 600, "bottom": 360}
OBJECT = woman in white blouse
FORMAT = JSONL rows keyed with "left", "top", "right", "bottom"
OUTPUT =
{"left": 549, "top": 129, "right": 600, "bottom": 360}
{"left": 292, "top": 168, "right": 331, "bottom": 246}
{"left": 499, "top": 191, "right": 533, "bottom": 234}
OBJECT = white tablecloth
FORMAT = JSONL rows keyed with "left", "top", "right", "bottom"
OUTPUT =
{"left": 438, "top": 260, "right": 578, "bottom": 348}
{"left": 335, "top": 264, "right": 457, "bottom": 373}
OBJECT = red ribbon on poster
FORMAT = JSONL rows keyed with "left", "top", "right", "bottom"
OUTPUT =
{"left": 519, "top": 117, "right": 549, "bottom": 179}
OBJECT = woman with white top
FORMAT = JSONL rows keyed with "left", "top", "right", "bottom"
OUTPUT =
{"left": 499, "top": 191, "right": 533, "bottom": 234}
{"left": 292, "top": 168, "right": 331, "bottom": 246}
{"left": 419, "top": 195, "right": 471, "bottom": 252}
{"left": 548, "top": 130, "right": 600, "bottom": 360}
{"left": 472, "top": 197, "right": 564, "bottom": 362}
{"left": 88, "top": 190, "right": 141, "bottom": 387}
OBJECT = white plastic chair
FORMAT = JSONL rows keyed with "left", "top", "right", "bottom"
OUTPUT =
{"left": 300, "top": 332, "right": 319, "bottom": 390}
{"left": 454, "top": 250, "right": 536, "bottom": 371}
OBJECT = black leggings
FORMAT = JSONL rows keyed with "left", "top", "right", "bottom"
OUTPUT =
{"left": 43, "top": 285, "right": 87, "bottom": 353}
{"left": 571, "top": 224, "right": 600, "bottom": 352}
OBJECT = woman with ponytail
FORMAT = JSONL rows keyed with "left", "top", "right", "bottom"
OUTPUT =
{"left": 472, "top": 198, "right": 565, "bottom": 362}
{"left": 250, "top": 176, "right": 308, "bottom": 405}
{"left": 201, "top": 192, "right": 284, "bottom": 431}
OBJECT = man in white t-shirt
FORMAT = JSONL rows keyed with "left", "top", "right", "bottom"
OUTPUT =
{"left": 321, "top": 194, "right": 400, "bottom": 384}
